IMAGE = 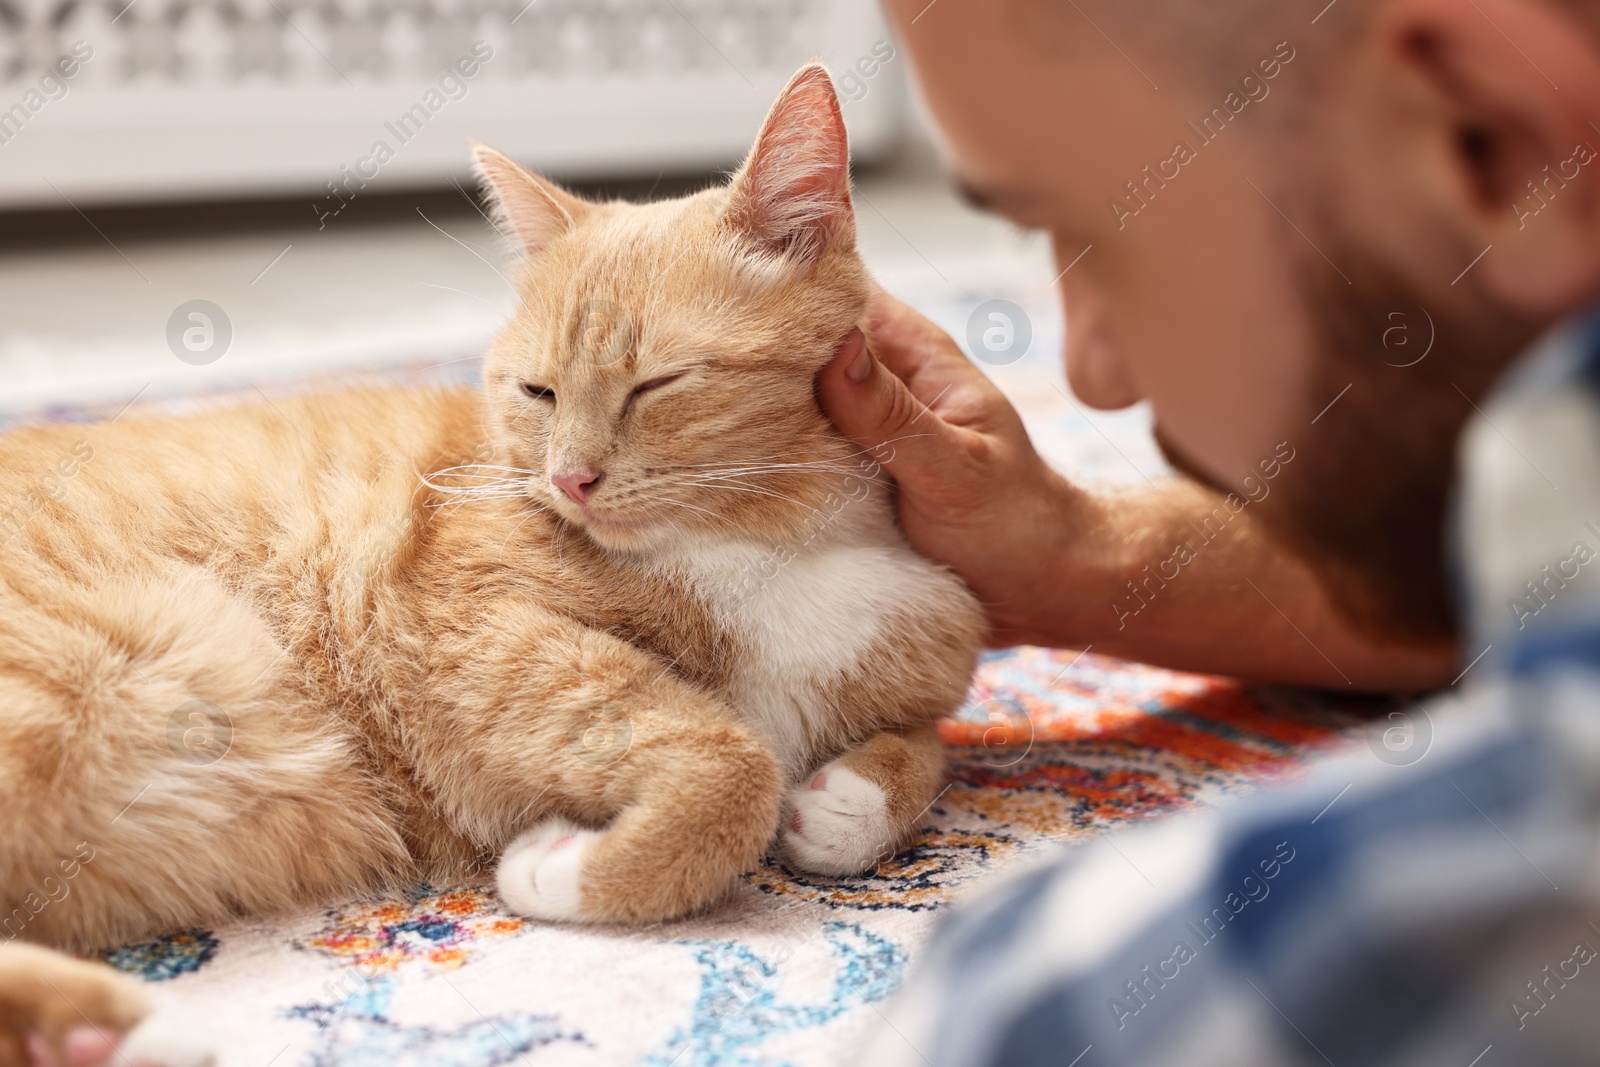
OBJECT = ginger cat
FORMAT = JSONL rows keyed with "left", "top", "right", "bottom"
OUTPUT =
{"left": 0, "top": 66, "right": 982, "bottom": 1065}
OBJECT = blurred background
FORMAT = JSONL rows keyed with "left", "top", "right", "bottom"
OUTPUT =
{"left": 0, "top": 0, "right": 1165, "bottom": 483}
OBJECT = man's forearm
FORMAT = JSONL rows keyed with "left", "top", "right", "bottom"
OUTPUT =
{"left": 1036, "top": 479, "right": 1459, "bottom": 690}
{"left": 813, "top": 294, "right": 1458, "bottom": 690}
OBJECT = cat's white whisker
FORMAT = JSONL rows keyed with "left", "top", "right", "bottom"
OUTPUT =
{"left": 653, "top": 497, "right": 740, "bottom": 529}
{"left": 552, "top": 520, "right": 569, "bottom": 567}
{"left": 497, "top": 508, "right": 546, "bottom": 560}
{"left": 419, "top": 463, "right": 543, "bottom": 505}
{"left": 664, "top": 433, "right": 935, "bottom": 478}
{"left": 682, "top": 464, "right": 852, "bottom": 480}
{"left": 426, "top": 463, "right": 540, "bottom": 478}
{"left": 665, "top": 450, "right": 853, "bottom": 469}
{"left": 680, "top": 479, "right": 829, "bottom": 519}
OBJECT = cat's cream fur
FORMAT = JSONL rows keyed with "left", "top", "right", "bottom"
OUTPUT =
{"left": 0, "top": 66, "right": 982, "bottom": 1063}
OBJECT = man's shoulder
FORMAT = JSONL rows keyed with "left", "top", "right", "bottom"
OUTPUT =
{"left": 1456, "top": 307, "right": 1600, "bottom": 674}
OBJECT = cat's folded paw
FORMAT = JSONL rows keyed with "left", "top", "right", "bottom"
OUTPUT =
{"left": 780, "top": 765, "right": 896, "bottom": 876}
{"left": 0, "top": 942, "right": 212, "bottom": 1067}
{"left": 120, "top": 1011, "right": 216, "bottom": 1067}
{"left": 495, "top": 816, "right": 597, "bottom": 922}
{"left": 21, "top": 1019, "right": 212, "bottom": 1067}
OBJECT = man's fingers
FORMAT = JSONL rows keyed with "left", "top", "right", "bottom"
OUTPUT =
{"left": 817, "top": 328, "right": 962, "bottom": 491}
{"left": 859, "top": 287, "right": 1018, "bottom": 433}
{"left": 862, "top": 284, "right": 974, "bottom": 383}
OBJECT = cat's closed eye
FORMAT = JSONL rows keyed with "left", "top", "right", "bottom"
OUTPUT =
{"left": 520, "top": 383, "right": 555, "bottom": 401}
{"left": 623, "top": 374, "right": 684, "bottom": 415}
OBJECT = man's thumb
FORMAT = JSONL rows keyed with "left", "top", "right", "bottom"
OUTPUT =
{"left": 816, "top": 328, "right": 952, "bottom": 486}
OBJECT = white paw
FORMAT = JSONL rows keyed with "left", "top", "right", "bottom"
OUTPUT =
{"left": 496, "top": 816, "right": 597, "bottom": 922}
{"left": 781, "top": 765, "right": 896, "bottom": 876}
{"left": 120, "top": 1011, "right": 216, "bottom": 1067}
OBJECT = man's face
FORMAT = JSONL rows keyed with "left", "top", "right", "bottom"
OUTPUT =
{"left": 884, "top": 2, "right": 1317, "bottom": 489}
{"left": 880, "top": 0, "right": 1556, "bottom": 642}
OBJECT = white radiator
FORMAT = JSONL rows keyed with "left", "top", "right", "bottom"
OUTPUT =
{"left": 0, "top": 0, "right": 905, "bottom": 209}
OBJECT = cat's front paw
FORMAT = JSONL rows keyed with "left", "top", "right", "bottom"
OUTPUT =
{"left": 495, "top": 816, "right": 598, "bottom": 922}
{"left": 780, "top": 765, "right": 896, "bottom": 876}
{"left": 0, "top": 942, "right": 213, "bottom": 1067}
{"left": 121, "top": 1012, "right": 217, "bottom": 1067}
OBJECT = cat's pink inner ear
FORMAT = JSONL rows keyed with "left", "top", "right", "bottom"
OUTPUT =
{"left": 727, "top": 65, "right": 854, "bottom": 264}
{"left": 473, "top": 144, "right": 586, "bottom": 258}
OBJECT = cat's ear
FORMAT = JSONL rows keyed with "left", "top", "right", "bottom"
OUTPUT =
{"left": 473, "top": 144, "right": 591, "bottom": 258}
{"left": 725, "top": 64, "right": 854, "bottom": 264}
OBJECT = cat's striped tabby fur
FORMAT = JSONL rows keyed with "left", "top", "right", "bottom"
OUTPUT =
{"left": 0, "top": 66, "right": 982, "bottom": 1065}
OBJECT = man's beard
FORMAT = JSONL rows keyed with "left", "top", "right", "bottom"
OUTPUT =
{"left": 1157, "top": 246, "right": 1536, "bottom": 648}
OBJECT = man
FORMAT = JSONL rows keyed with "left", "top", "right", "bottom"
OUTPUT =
{"left": 815, "top": 0, "right": 1600, "bottom": 1063}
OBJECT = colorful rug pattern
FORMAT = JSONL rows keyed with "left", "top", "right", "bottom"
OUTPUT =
{"left": 5, "top": 354, "right": 1391, "bottom": 1066}
{"left": 85, "top": 651, "right": 1384, "bottom": 1067}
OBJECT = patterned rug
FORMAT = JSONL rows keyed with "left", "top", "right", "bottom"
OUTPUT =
{"left": 2, "top": 293, "right": 1390, "bottom": 1067}
{"left": 89, "top": 654, "right": 1382, "bottom": 1067}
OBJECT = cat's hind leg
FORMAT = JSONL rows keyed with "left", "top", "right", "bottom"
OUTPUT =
{"left": 780, "top": 724, "right": 946, "bottom": 876}
{"left": 0, "top": 567, "right": 405, "bottom": 953}
{"left": 0, "top": 568, "right": 402, "bottom": 1062}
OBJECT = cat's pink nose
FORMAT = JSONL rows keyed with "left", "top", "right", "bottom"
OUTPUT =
{"left": 552, "top": 470, "right": 602, "bottom": 504}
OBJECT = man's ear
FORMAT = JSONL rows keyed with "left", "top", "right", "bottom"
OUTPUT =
{"left": 725, "top": 63, "right": 855, "bottom": 265}
{"left": 1366, "top": 0, "right": 1600, "bottom": 315}
{"left": 472, "top": 144, "right": 593, "bottom": 258}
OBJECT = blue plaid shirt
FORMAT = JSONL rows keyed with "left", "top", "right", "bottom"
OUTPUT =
{"left": 860, "top": 310, "right": 1600, "bottom": 1067}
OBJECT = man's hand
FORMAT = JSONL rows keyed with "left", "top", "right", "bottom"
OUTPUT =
{"left": 817, "top": 284, "right": 1458, "bottom": 688}
{"left": 817, "top": 284, "right": 1110, "bottom": 647}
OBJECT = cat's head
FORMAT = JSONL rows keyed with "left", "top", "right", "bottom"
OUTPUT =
{"left": 474, "top": 65, "right": 871, "bottom": 554}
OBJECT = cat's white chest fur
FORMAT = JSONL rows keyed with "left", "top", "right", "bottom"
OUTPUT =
{"left": 657, "top": 498, "right": 950, "bottom": 780}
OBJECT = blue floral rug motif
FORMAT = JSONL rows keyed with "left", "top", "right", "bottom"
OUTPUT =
{"left": 103, "top": 929, "right": 219, "bottom": 982}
